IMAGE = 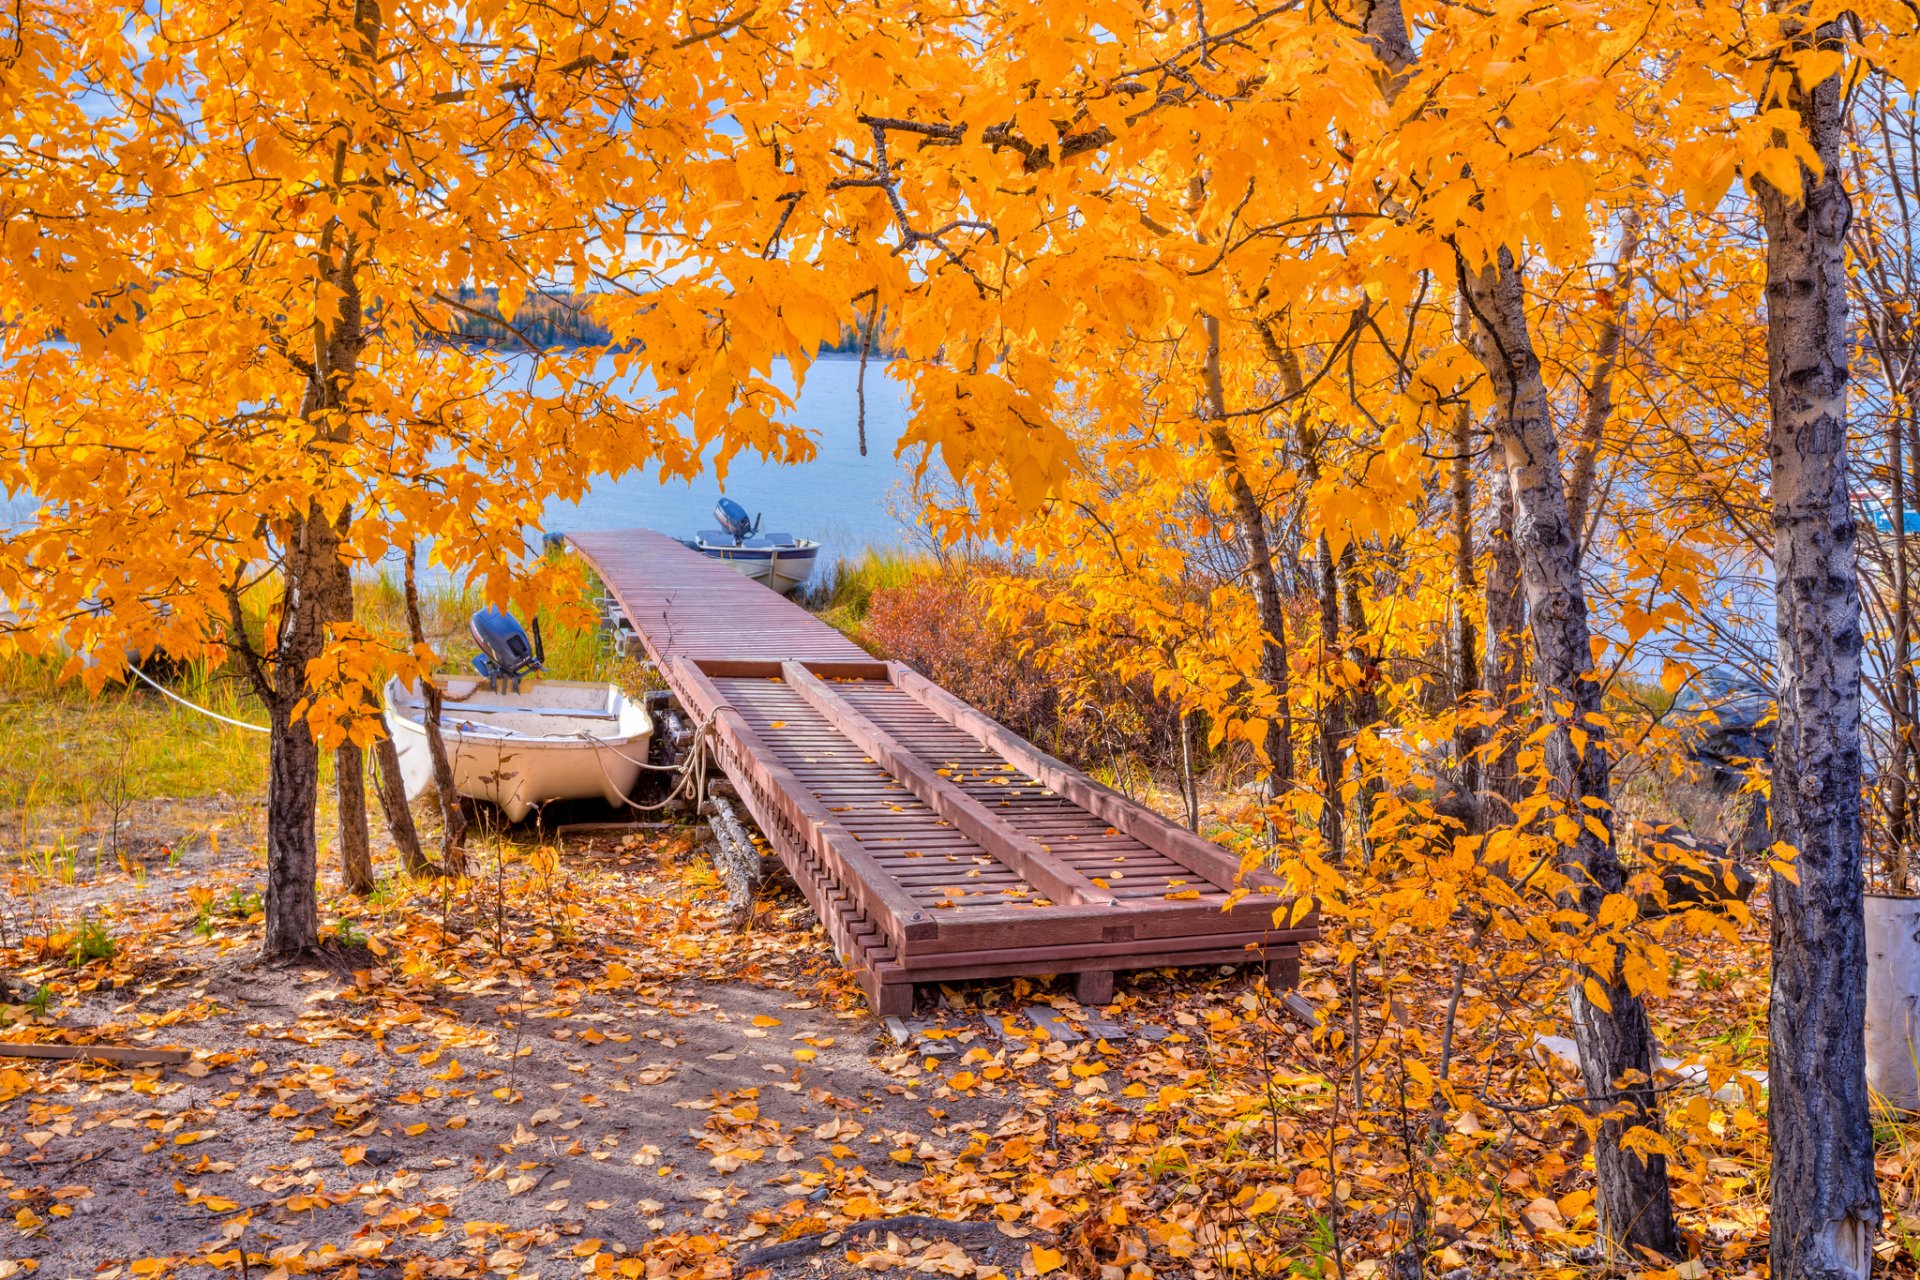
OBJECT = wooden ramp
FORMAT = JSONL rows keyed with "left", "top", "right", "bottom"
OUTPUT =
{"left": 567, "top": 530, "right": 1316, "bottom": 1014}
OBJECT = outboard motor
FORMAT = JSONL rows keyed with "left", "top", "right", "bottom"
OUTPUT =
{"left": 469, "top": 607, "right": 544, "bottom": 693}
{"left": 713, "top": 497, "right": 760, "bottom": 545}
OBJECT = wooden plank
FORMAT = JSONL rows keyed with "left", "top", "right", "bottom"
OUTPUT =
{"left": 888, "top": 663, "right": 1288, "bottom": 896}
{"left": 781, "top": 663, "right": 1117, "bottom": 910}
{"left": 671, "top": 659, "right": 939, "bottom": 951}
{"left": 0, "top": 1042, "right": 193, "bottom": 1065}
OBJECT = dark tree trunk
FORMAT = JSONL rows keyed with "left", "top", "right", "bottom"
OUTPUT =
{"left": 1756, "top": 23, "right": 1880, "bottom": 1276}
{"left": 322, "top": 538, "right": 374, "bottom": 895}
{"left": 1450, "top": 391, "right": 1483, "bottom": 803}
{"left": 260, "top": 511, "right": 337, "bottom": 960}
{"left": 336, "top": 742, "right": 374, "bottom": 894}
{"left": 1315, "top": 530, "right": 1346, "bottom": 863}
{"left": 405, "top": 545, "right": 468, "bottom": 873}
{"left": 1202, "top": 314, "right": 1295, "bottom": 790}
{"left": 1340, "top": 544, "right": 1380, "bottom": 862}
{"left": 1460, "top": 250, "right": 1677, "bottom": 1261}
{"left": 264, "top": 695, "right": 322, "bottom": 959}
{"left": 372, "top": 734, "right": 429, "bottom": 875}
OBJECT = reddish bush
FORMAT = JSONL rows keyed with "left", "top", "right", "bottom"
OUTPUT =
{"left": 855, "top": 566, "right": 1175, "bottom": 771}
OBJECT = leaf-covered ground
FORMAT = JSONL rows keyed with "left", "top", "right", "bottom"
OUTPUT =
{"left": 0, "top": 791, "right": 1914, "bottom": 1280}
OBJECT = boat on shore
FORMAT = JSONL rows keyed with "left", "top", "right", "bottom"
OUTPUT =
{"left": 684, "top": 497, "right": 820, "bottom": 596}
{"left": 384, "top": 674, "right": 653, "bottom": 822}
{"left": 384, "top": 608, "right": 651, "bottom": 822}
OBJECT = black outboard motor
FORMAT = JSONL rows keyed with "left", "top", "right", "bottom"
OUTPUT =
{"left": 714, "top": 497, "right": 760, "bottom": 545}
{"left": 469, "top": 607, "right": 544, "bottom": 693}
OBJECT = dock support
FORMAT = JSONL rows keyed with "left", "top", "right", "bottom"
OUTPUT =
{"left": 1073, "top": 969, "right": 1115, "bottom": 1007}
{"left": 1266, "top": 951, "right": 1302, "bottom": 990}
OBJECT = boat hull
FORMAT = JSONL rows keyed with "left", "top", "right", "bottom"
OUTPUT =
{"left": 384, "top": 676, "right": 652, "bottom": 823}
{"left": 691, "top": 541, "right": 820, "bottom": 596}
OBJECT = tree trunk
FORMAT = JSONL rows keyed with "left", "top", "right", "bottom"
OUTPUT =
{"left": 260, "top": 511, "right": 337, "bottom": 960}
{"left": 322, "top": 537, "right": 374, "bottom": 895}
{"left": 1459, "top": 250, "right": 1677, "bottom": 1260}
{"left": 371, "top": 734, "right": 429, "bottom": 875}
{"left": 1482, "top": 468, "right": 1525, "bottom": 814}
{"left": 1756, "top": 22, "right": 1880, "bottom": 1275}
{"left": 336, "top": 742, "right": 374, "bottom": 894}
{"left": 1565, "top": 210, "right": 1642, "bottom": 550}
{"left": 405, "top": 544, "right": 468, "bottom": 874}
{"left": 1891, "top": 405, "right": 1912, "bottom": 893}
{"left": 1450, "top": 392, "right": 1484, "bottom": 803}
{"left": 1202, "top": 313, "right": 1295, "bottom": 789}
{"left": 1315, "top": 530, "right": 1346, "bottom": 863}
{"left": 1340, "top": 544, "right": 1380, "bottom": 862}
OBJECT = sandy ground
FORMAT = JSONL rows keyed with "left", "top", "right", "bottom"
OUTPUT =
{"left": 0, "top": 798, "right": 1274, "bottom": 1280}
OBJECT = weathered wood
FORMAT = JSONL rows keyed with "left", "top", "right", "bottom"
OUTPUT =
{"left": 0, "top": 1042, "right": 193, "bottom": 1065}
{"left": 889, "top": 664, "right": 1285, "bottom": 894}
{"left": 782, "top": 662, "right": 1113, "bottom": 908}
{"left": 673, "top": 659, "right": 939, "bottom": 949}
{"left": 1074, "top": 970, "right": 1115, "bottom": 1006}
{"left": 568, "top": 530, "right": 1320, "bottom": 1014}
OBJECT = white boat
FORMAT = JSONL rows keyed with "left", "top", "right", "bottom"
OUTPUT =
{"left": 684, "top": 497, "right": 820, "bottom": 596}
{"left": 384, "top": 675, "right": 652, "bottom": 823}
{"left": 687, "top": 535, "right": 822, "bottom": 596}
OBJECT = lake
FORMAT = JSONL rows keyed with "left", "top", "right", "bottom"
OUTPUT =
{"left": 0, "top": 352, "right": 930, "bottom": 584}
{"left": 538, "top": 354, "right": 926, "bottom": 563}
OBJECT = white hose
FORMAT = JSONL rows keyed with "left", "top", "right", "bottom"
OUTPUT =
{"left": 127, "top": 665, "right": 271, "bottom": 735}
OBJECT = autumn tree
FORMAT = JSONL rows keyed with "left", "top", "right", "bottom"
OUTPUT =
{"left": 0, "top": 0, "right": 837, "bottom": 956}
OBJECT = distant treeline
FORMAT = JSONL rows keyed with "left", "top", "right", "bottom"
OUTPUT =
{"left": 440, "top": 289, "right": 892, "bottom": 355}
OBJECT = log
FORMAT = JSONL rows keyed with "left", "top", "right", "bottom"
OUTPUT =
{"left": 707, "top": 795, "right": 763, "bottom": 925}
{"left": 0, "top": 1042, "right": 192, "bottom": 1065}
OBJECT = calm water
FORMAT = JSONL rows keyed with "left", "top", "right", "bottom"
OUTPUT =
{"left": 539, "top": 354, "right": 926, "bottom": 562}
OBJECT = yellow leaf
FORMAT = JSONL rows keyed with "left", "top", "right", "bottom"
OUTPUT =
{"left": 1031, "top": 1246, "right": 1065, "bottom": 1274}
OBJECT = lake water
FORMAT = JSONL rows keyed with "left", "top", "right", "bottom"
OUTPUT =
{"left": 539, "top": 354, "right": 927, "bottom": 563}
{"left": 0, "top": 353, "right": 932, "bottom": 602}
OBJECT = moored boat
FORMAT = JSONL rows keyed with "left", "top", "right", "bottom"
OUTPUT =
{"left": 684, "top": 497, "right": 820, "bottom": 596}
{"left": 384, "top": 674, "right": 653, "bottom": 822}
{"left": 383, "top": 608, "right": 651, "bottom": 822}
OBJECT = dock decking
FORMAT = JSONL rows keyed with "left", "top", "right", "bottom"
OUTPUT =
{"left": 567, "top": 529, "right": 1315, "bottom": 1013}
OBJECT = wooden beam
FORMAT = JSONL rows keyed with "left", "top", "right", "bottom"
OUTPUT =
{"left": 888, "top": 663, "right": 1286, "bottom": 894}
{"left": 782, "top": 662, "right": 1116, "bottom": 910}
{"left": 672, "top": 658, "right": 940, "bottom": 949}
{"left": 0, "top": 1042, "right": 192, "bottom": 1065}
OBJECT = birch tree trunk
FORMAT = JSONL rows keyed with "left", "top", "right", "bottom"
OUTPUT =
{"left": 1565, "top": 210, "right": 1641, "bottom": 550}
{"left": 1347, "top": 0, "right": 1675, "bottom": 1247}
{"left": 1755, "top": 21, "right": 1880, "bottom": 1275}
{"left": 261, "top": 513, "right": 334, "bottom": 959}
{"left": 1460, "top": 251, "right": 1678, "bottom": 1260}
{"left": 1482, "top": 468, "right": 1526, "bottom": 816}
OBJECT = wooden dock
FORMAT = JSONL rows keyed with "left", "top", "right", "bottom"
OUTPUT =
{"left": 567, "top": 529, "right": 1316, "bottom": 1013}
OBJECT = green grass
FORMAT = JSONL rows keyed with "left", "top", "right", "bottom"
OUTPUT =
{"left": 800, "top": 547, "right": 932, "bottom": 630}
{"left": 0, "top": 669, "right": 269, "bottom": 811}
{"left": 0, "top": 566, "right": 620, "bottom": 837}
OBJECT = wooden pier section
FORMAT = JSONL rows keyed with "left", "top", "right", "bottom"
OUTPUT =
{"left": 567, "top": 529, "right": 1316, "bottom": 1014}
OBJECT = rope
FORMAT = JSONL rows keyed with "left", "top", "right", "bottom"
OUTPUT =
{"left": 577, "top": 703, "right": 738, "bottom": 813}
{"left": 127, "top": 665, "right": 271, "bottom": 735}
